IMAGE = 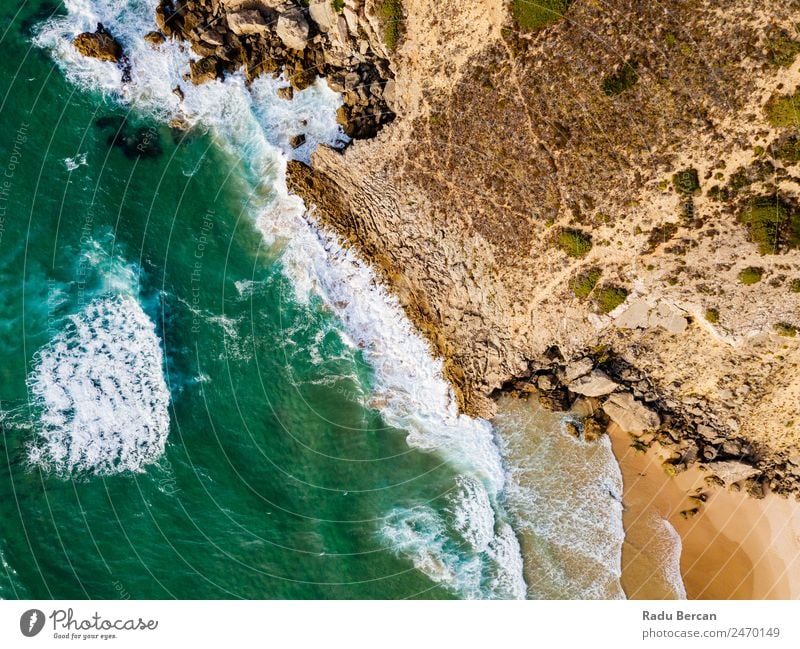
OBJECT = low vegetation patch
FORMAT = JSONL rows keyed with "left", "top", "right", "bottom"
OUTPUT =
{"left": 511, "top": 0, "right": 571, "bottom": 32}
{"left": 556, "top": 227, "right": 593, "bottom": 258}
{"left": 672, "top": 167, "right": 700, "bottom": 195}
{"left": 595, "top": 285, "right": 629, "bottom": 313}
{"left": 705, "top": 308, "right": 720, "bottom": 324}
{"left": 738, "top": 195, "right": 800, "bottom": 254}
{"left": 331, "top": 0, "right": 345, "bottom": 12}
{"left": 791, "top": 278, "right": 800, "bottom": 293}
{"left": 602, "top": 60, "right": 639, "bottom": 96}
{"left": 766, "top": 29, "right": 800, "bottom": 68}
{"left": 770, "top": 135, "right": 800, "bottom": 164}
{"left": 646, "top": 222, "right": 679, "bottom": 252}
{"left": 569, "top": 266, "right": 602, "bottom": 298}
{"left": 774, "top": 322, "right": 798, "bottom": 337}
{"left": 375, "top": 0, "right": 404, "bottom": 51}
{"left": 765, "top": 88, "right": 800, "bottom": 128}
{"left": 738, "top": 266, "right": 764, "bottom": 285}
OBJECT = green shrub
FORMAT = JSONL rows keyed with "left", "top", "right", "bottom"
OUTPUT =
{"left": 331, "top": 0, "right": 345, "bottom": 12}
{"left": 595, "top": 285, "right": 629, "bottom": 313}
{"left": 375, "top": 0, "right": 404, "bottom": 51}
{"left": 705, "top": 308, "right": 720, "bottom": 324}
{"left": 766, "top": 32, "right": 800, "bottom": 68}
{"left": 511, "top": 0, "right": 571, "bottom": 32}
{"left": 602, "top": 60, "right": 638, "bottom": 96}
{"left": 791, "top": 278, "right": 800, "bottom": 293}
{"left": 738, "top": 195, "right": 800, "bottom": 254}
{"left": 774, "top": 322, "right": 797, "bottom": 337}
{"left": 738, "top": 266, "right": 764, "bottom": 285}
{"left": 771, "top": 135, "right": 800, "bottom": 164}
{"left": 556, "top": 227, "right": 593, "bottom": 258}
{"left": 765, "top": 88, "right": 800, "bottom": 127}
{"left": 671, "top": 167, "right": 700, "bottom": 195}
{"left": 569, "top": 266, "right": 602, "bottom": 298}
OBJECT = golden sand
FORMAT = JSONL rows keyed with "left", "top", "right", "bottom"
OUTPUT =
{"left": 611, "top": 425, "right": 800, "bottom": 599}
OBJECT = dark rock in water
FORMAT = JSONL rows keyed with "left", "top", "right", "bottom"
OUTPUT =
{"left": 583, "top": 416, "right": 604, "bottom": 442}
{"left": 537, "top": 387, "right": 572, "bottom": 412}
{"left": 103, "top": 122, "right": 163, "bottom": 160}
{"left": 564, "top": 421, "right": 580, "bottom": 439}
{"left": 73, "top": 23, "right": 123, "bottom": 62}
{"left": 173, "top": 85, "right": 185, "bottom": 101}
{"left": 144, "top": 31, "right": 167, "bottom": 47}
{"left": 277, "top": 86, "right": 294, "bottom": 101}
{"left": 190, "top": 57, "right": 221, "bottom": 84}
{"left": 155, "top": 0, "right": 182, "bottom": 38}
{"left": 289, "top": 134, "right": 306, "bottom": 149}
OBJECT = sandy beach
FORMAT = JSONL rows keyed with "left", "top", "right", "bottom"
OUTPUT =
{"left": 610, "top": 426, "right": 800, "bottom": 599}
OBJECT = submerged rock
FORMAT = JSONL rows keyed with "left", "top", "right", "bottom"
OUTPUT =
{"left": 289, "top": 133, "right": 306, "bottom": 148}
{"left": 144, "top": 31, "right": 166, "bottom": 47}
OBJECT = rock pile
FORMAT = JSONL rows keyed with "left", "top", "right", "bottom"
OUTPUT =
{"left": 505, "top": 346, "right": 800, "bottom": 498}
{"left": 150, "top": 0, "right": 396, "bottom": 139}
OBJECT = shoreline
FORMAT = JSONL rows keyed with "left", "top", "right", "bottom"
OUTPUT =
{"left": 610, "top": 424, "right": 800, "bottom": 599}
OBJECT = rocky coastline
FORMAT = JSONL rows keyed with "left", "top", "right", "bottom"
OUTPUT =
{"left": 70, "top": 0, "right": 800, "bottom": 499}
{"left": 503, "top": 348, "right": 800, "bottom": 499}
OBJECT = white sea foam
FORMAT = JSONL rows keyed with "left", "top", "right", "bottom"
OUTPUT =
{"left": 381, "top": 478, "right": 525, "bottom": 599}
{"left": 64, "top": 152, "right": 87, "bottom": 170}
{"left": 27, "top": 295, "right": 170, "bottom": 476}
{"left": 36, "top": 0, "right": 524, "bottom": 598}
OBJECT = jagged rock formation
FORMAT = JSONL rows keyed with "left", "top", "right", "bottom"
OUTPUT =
{"left": 150, "top": 0, "right": 396, "bottom": 138}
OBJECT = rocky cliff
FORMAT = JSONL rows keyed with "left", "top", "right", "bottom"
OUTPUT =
{"left": 111, "top": 0, "right": 800, "bottom": 495}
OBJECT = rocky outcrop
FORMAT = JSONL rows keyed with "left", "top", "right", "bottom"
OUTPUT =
{"left": 151, "top": 0, "right": 396, "bottom": 139}
{"left": 73, "top": 23, "right": 122, "bottom": 62}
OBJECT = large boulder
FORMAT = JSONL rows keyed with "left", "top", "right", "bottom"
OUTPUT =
{"left": 602, "top": 392, "right": 661, "bottom": 432}
{"left": 277, "top": 9, "right": 309, "bottom": 51}
{"left": 648, "top": 302, "right": 688, "bottom": 334}
{"left": 558, "top": 357, "right": 594, "bottom": 384}
{"left": 708, "top": 461, "right": 761, "bottom": 486}
{"left": 227, "top": 10, "right": 269, "bottom": 35}
{"left": 568, "top": 370, "right": 619, "bottom": 397}
{"left": 309, "top": 0, "right": 338, "bottom": 32}
{"left": 73, "top": 24, "right": 122, "bottom": 62}
{"left": 189, "top": 57, "right": 221, "bottom": 84}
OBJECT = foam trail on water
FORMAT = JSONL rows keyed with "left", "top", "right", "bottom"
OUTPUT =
{"left": 36, "top": 0, "right": 524, "bottom": 597}
{"left": 27, "top": 295, "right": 170, "bottom": 477}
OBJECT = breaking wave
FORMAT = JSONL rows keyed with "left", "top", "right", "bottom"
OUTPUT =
{"left": 27, "top": 295, "right": 170, "bottom": 477}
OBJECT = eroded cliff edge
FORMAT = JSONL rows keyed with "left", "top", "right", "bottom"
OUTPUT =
{"left": 286, "top": 0, "right": 800, "bottom": 495}
{"left": 127, "top": 0, "right": 800, "bottom": 495}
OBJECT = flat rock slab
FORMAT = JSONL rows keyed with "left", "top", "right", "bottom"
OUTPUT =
{"left": 603, "top": 392, "right": 661, "bottom": 432}
{"left": 708, "top": 460, "right": 761, "bottom": 485}
{"left": 568, "top": 370, "right": 619, "bottom": 397}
